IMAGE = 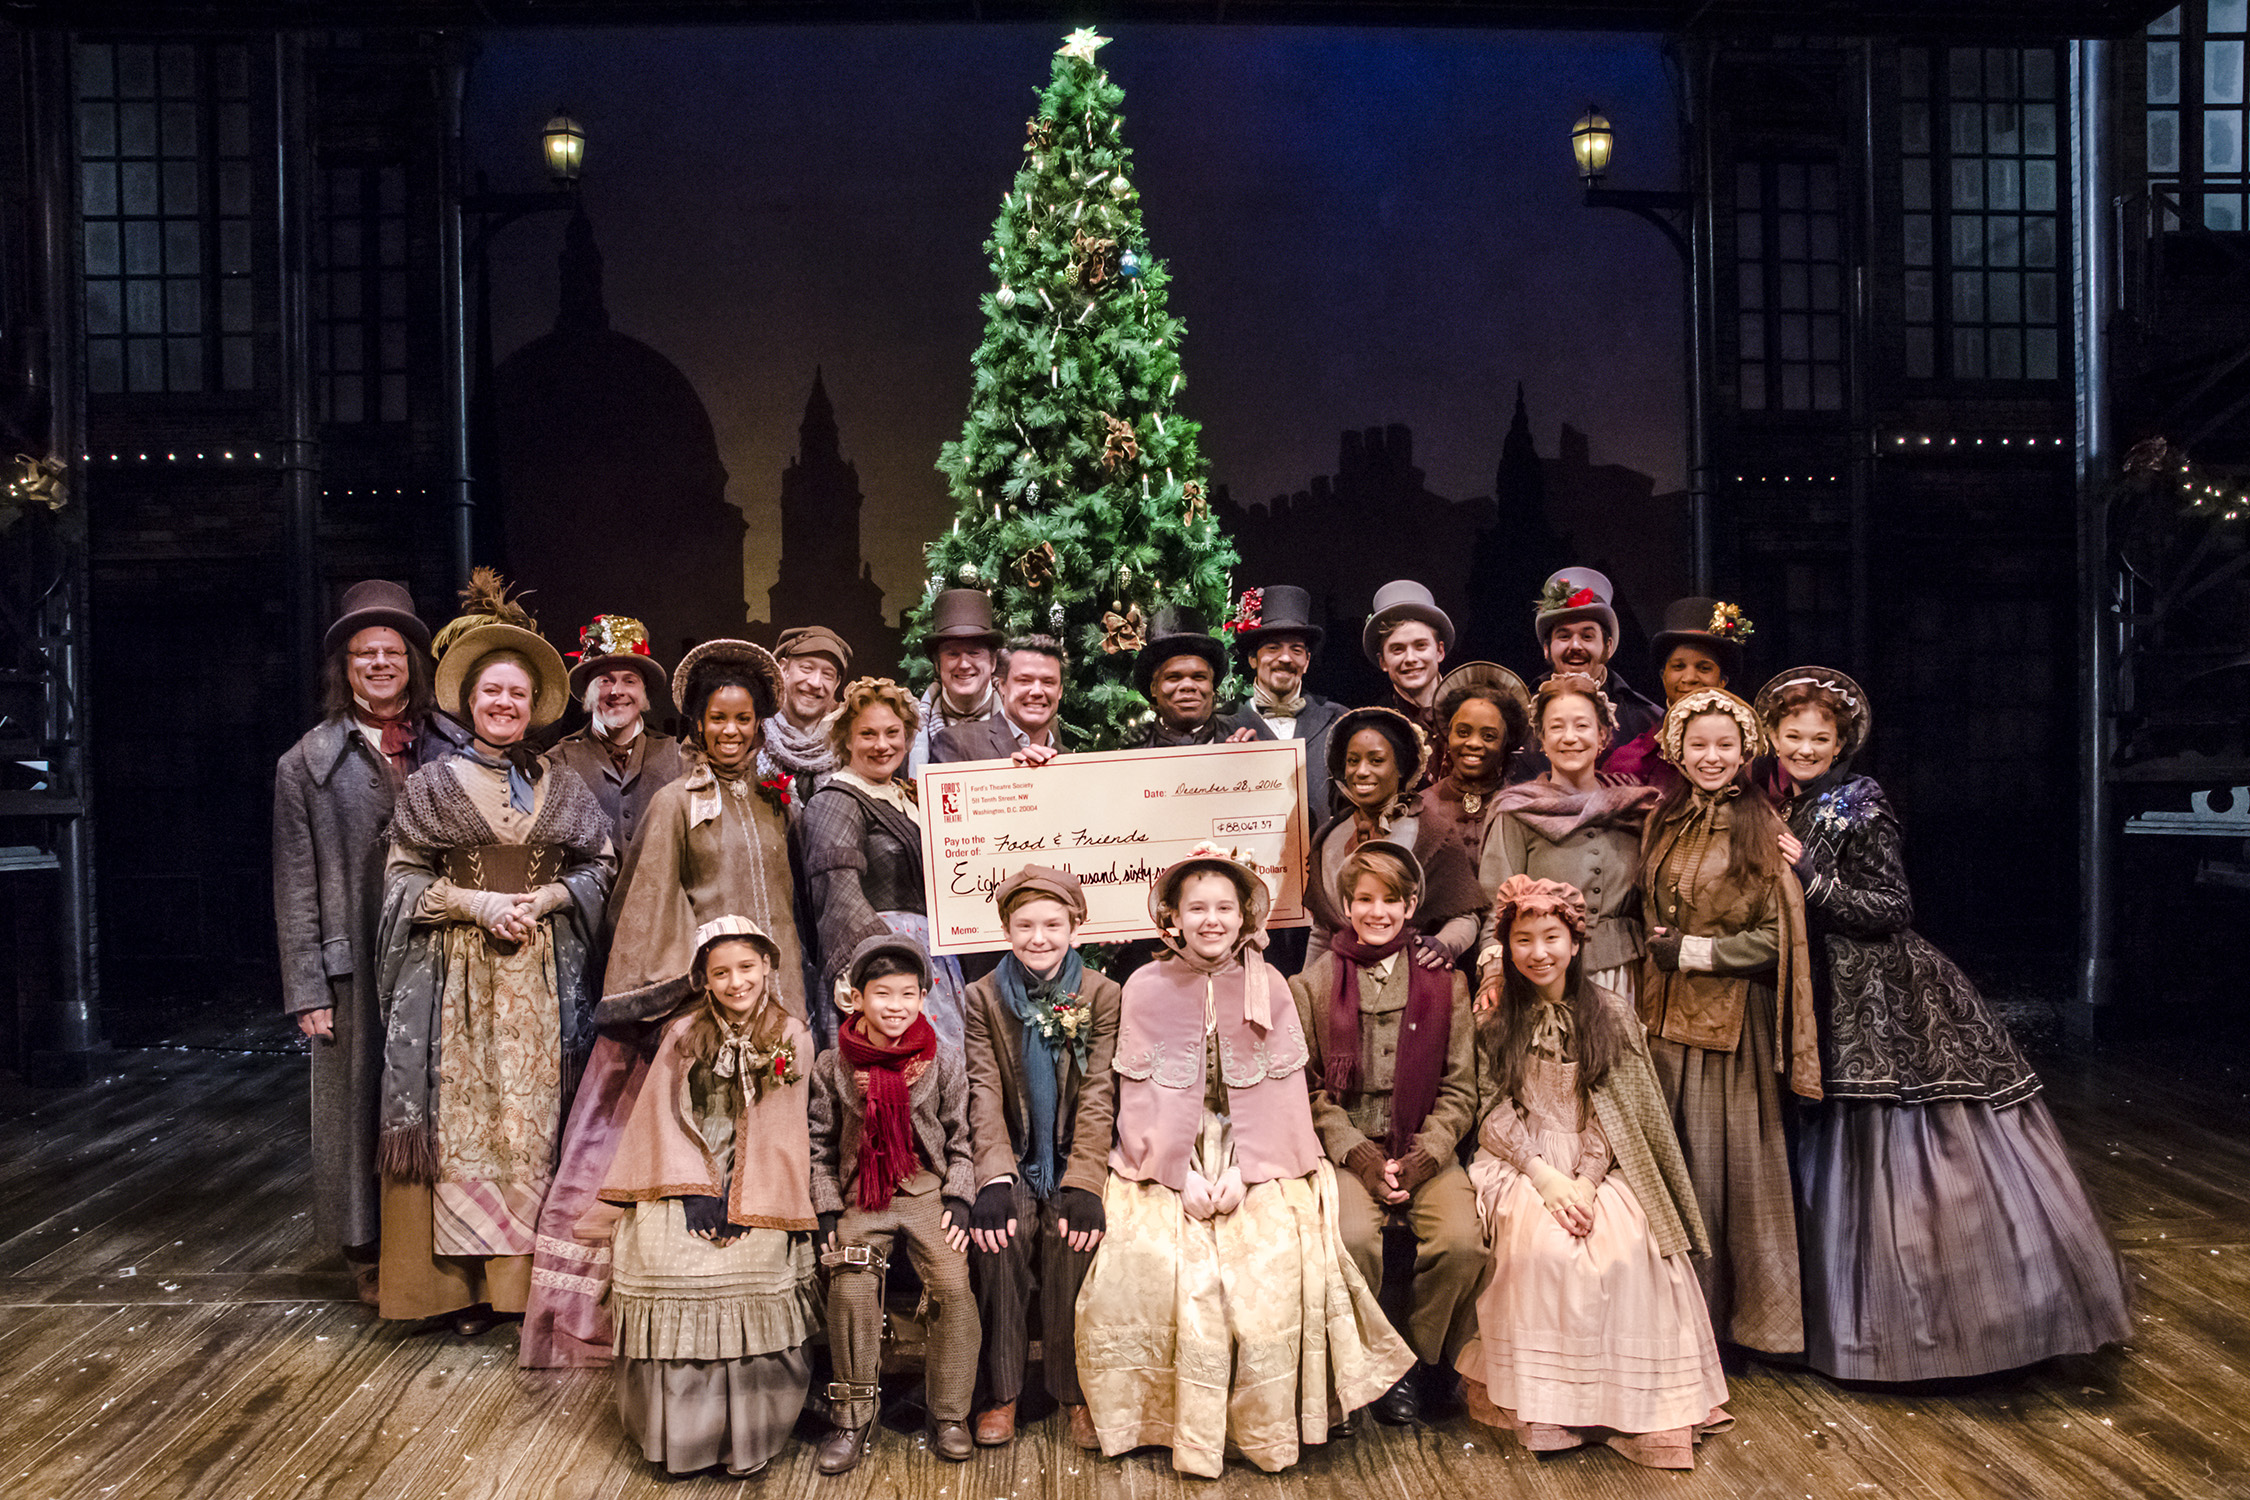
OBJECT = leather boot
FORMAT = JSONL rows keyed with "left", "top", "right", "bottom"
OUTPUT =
{"left": 1371, "top": 1369, "right": 1421, "bottom": 1426}
{"left": 815, "top": 1423, "right": 871, "bottom": 1475}
{"left": 974, "top": 1401, "right": 1016, "bottom": 1446}
{"left": 929, "top": 1418, "right": 974, "bottom": 1462}
{"left": 1064, "top": 1402, "right": 1101, "bottom": 1451}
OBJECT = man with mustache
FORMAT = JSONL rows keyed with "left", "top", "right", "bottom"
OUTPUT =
{"left": 552, "top": 614, "right": 686, "bottom": 855}
{"left": 1132, "top": 607, "right": 1268, "bottom": 749}
{"left": 907, "top": 589, "right": 1006, "bottom": 779}
{"left": 1509, "top": 567, "right": 1662, "bottom": 783}
{"left": 273, "top": 579, "right": 471, "bottom": 1305}
{"left": 1217, "top": 585, "right": 1347, "bottom": 822}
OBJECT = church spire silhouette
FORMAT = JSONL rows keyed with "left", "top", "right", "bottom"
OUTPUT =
{"left": 758, "top": 369, "right": 903, "bottom": 675}
{"left": 555, "top": 208, "right": 609, "bottom": 334}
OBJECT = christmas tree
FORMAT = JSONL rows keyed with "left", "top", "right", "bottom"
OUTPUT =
{"left": 908, "top": 28, "right": 1237, "bottom": 749}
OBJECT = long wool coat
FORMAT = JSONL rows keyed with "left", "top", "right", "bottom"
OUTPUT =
{"left": 271, "top": 712, "right": 468, "bottom": 1254}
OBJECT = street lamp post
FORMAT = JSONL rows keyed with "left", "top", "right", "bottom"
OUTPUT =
{"left": 1572, "top": 105, "right": 1712, "bottom": 593}
{"left": 446, "top": 110, "right": 584, "bottom": 591}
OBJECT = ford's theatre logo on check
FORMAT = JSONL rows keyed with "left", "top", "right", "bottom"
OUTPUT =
{"left": 939, "top": 782, "right": 963, "bottom": 823}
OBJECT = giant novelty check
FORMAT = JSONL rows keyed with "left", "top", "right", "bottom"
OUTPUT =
{"left": 917, "top": 738, "right": 1312, "bottom": 953}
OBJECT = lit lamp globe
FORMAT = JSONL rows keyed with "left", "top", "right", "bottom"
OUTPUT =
{"left": 543, "top": 111, "right": 587, "bottom": 184}
{"left": 1572, "top": 107, "right": 1614, "bottom": 184}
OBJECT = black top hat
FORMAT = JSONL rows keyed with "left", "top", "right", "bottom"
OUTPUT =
{"left": 1134, "top": 606, "right": 1228, "bottom": 695}
{"left": 1649, "top": 596, "right": 1754, "bottom": 682}
{"left": 923, "top": 589, "right": 1004, "bottom": 653}
{"left": 1230, "top": 585, "right": 1324, "bottom": 655}
{"left": 323, "top": 579, "right": 431, "bottom": 658}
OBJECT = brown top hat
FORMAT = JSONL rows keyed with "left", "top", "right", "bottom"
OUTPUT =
{"left": 323, "top": 579, "right": 430, "bottom": 658}
{"left": 924, "top": 589, "right": 1004, "bottom": 653}
{"left": 1228, "top": 584, "right": 1325, "bottom": 654}
{"left": 776, "top": 625, "right": 853, "bottom": 674}
{"left": 566, "top": 614, "right": 671, "bottom": 708}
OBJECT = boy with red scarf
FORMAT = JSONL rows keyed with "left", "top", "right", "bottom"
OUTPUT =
{"left": 1287, "top": 841, "right": 1484, "bottom": 1427}
{"left": 808, "top": 933, "right": 979, "bottom": 1473}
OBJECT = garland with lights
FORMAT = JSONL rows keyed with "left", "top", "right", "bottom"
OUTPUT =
{"left": 907, "top": 29, "right": 1237, "bottom": 749}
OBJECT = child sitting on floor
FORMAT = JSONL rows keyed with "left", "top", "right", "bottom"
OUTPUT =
{"left": 807, "top": 932, "right": 979, "bottom": 1474}
{"left": 1457, "top": 874, "right": 1730, "bottom": 1470}
{"left": 598, "top": 915, "right": 820, "bottom": 1480}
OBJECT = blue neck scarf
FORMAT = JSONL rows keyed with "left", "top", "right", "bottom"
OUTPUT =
{"left": 993, "top": 947, "right": 1084, "bottom": 1199}
{"left": 461, "top": 740, "right": 537, "bottom": 816}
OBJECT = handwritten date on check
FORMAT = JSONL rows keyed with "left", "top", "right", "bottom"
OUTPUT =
{"left": 915, "top": 738, "right": 1312, "bottom": 953}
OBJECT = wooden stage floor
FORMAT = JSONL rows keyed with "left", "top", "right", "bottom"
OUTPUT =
{"left": 1, "top": 1033, "right": 2246, "bottom": 1500}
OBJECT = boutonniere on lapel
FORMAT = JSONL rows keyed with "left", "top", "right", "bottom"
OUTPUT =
{"left": 755, "top": 774, "right": 792, "bottom": 813}
{"left": 1809, "top": 780, "right": 1876, "bottom": 835}
{"left": 1030, "top": 989, "right": 1094, "bottom": 1068}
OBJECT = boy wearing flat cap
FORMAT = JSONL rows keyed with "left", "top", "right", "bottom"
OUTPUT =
{"left": 808, "top": 933, "right": 980, "bottom": 1473}
{"left": 960, "top": 866, "right": 1123, "bottom": 1450}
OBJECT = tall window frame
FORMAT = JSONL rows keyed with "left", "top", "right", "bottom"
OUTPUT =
{"left": 2142, "top": 3, "right": 2250, "bottom": 230}
{"left": 313, "top": 164, "right": 410, "bottom": 425}
{"left": 1898, "top": 43, "right": 2068, "bottom": 384}
{"left": 1735, "top": 159, "right": 1846, "bottom": 413}
{"left": 75, "top": 39, "right": 259, "bottom": 397}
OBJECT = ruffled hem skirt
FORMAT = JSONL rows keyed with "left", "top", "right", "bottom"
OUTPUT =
{"left": 1074, "top": 1162, "right": 1414, "bottom": 1477}
{"left": 1457, "top": 1149, "right": 1727, "bottom": 1434}
{"left": 611, "top": 1200, "right": 820, "bottom": 1473}
{"left": 1796, "top": 1095, "right": 2132, "bottom": 1382}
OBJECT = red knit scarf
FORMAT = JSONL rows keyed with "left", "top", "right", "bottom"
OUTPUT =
{"left": 838, "top": 1014, "right": 937, "bottom": 1210}
{"left": 1327, "top": 926, "right": 1455, "bottom": 1157}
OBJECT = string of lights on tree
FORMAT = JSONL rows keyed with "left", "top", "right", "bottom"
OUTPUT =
{"left": 2124, "top": 435, "right": 2250, "bottom": 523}
{"left": 908, "top": 28, "right": 1237, "bottom": 748}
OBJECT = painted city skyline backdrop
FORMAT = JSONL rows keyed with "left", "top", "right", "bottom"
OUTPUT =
{"left": 470, "top": 24, "right": 1687, "bottom": 632}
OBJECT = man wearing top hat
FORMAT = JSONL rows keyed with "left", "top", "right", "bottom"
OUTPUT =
{"left": 1218, "top": 585, "right": 1348, "bottom": 822}
{"left": 551, "top": 614, "right": 686, "bottom": 856}
{"left": 760, "top": 624, "right": 852, "bottom": 805}
{"left": 1364, "top": 580, "right": 1453, "bottom": 790}
{"left": 1133, "top": 607, "right": 1271, "bottom": 749}
{"left": 272, "top": 579, "right": 471, "bottom": 1302}
{"left": 1509, "top": 567, "right": 1666, "bottom": 783}
{"left": 908, "top": 589, "right": 1007, "bottom": 779}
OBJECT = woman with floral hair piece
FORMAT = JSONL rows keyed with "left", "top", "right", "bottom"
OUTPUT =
{"left": 1460, "top": 874, "right": 1728, "bottom": 1470}
{"left": 1074, "top": 845, "right": 1412, "bottom": 1476}
{"left": 1756, "top": 667, "right": 2129, "bottom": 1381}
{"left": 1636, "top": 687, "right": 1820, "bottom": 1355}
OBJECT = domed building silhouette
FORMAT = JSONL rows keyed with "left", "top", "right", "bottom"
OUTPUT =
{"left": 493, "top": 208, "right": 748, "bottom": 661}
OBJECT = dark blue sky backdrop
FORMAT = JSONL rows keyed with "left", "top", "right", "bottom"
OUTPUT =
{"left": 472, "top": 24, "right": 1684, "bottom": 621}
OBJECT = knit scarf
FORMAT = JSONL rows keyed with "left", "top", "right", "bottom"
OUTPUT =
{"left": 759, "top": 710, "right": 837, "bottom": 779}
{"left": 838, "top": 1013, "right": 937, "bottom": 1211}
{"left": 994, "top": 948, "right": 1085, "bottom": 1199}
{"left": 1326, "top": 925, "right": 1455, "bottom": 1155}
{"left": 459, "top": 738, "right": 540, "bottom": 815}
{"left": 1493, "top": 773, "right": 1660, "bottom": 842}
{"left": 1253, "top": 681, "right": 1307, "bottom": 720}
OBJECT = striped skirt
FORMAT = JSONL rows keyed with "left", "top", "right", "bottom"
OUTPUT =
{"left": 1796, "top": 1094, "right": 2132, "bottom": 1382}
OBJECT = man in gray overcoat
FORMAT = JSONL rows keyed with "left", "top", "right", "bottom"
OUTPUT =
{"left": 272, "top": 579, "right": 468, "bottom": 1300}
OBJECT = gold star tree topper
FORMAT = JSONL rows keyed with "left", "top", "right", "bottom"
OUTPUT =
{"left": 1058, "top": 28, "right": 1111, "bottom": 62}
